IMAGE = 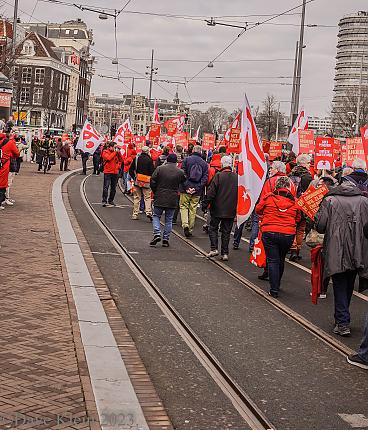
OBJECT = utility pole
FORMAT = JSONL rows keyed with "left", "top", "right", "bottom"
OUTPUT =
{"left": 293, "top": 0, "right": 306, "bottom": 123}
{"left": 146, "top": 49, "right": 155, "bottom": 126}
{"left": 275, "top": 101, "right": 280, "bottom": 141}
{"left": 289, "top": 41, "right": 299, "bottom": 126}
{"left": 12, "top": 0, "right": 19, "bottom": 55}
{"left": 355, "top": 55, "right": 364, "bottom": 136}
{"left": 130, "top": 77, "right": 134, "bottom": 128}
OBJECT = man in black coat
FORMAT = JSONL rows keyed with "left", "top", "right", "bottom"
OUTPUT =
{"left": 129, "top": 146, "right": 155, "bottom": 220}
{"left": 203, "top": 155, "right": 237, "bottom": 261}
{"left": 149, "top": 153, "right": 185, "bottom": 247}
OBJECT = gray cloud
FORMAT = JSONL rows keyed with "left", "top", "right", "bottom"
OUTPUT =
{"left": 3, "top": 0, "right": 367, "bottom": 117}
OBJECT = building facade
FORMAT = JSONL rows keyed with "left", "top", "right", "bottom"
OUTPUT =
{"left": 22, "top": 19, "right": 94, "bottom": 130}
{"left": 88, "top": 93, "right": 190, "bottom": 135}
{"left": 332, "top": 11, "right": 368, "bottom": 134}
{"left": 307, "top": 116, "right": 332, "bottom": 135}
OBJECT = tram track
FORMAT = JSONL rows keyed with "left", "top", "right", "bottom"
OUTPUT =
{"left": 117, "top": 182, "right": 354, "bottom": 358}
{"left": 81, "top": 175, "right": 275, "bottom": 430}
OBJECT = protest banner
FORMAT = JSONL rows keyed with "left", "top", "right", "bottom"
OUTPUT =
{"left": 314, "top": 137, "right": 335, "bottom": 170}
{"left": 298, "top": 130, "right": 314, "bottom": 154}
{"left": 262, "top": 140, "right": 270, "bottom": 154}
{"left": 360, "top": 126, "right": 368, "bottom": 167}
{"left": 76, "top": 120, "right": 104, "bottom": 155}
{"left": 202, "top": 133, "right": 216, "bottom": 151}
{"left": 268, "top": 141, "right": 283, "bottom": 160}
{"left": 296, "top": 184, "right": 329, "bottom": 219}
{"left": 228, "top": 127, "right": 241, "bottom": 153}
{"left": 346, "top": 137, "right": 364, "bottom": 165}
{"left": 173, "top": 132, "right": 188, "bottom": 149}
{"left": 133, "top": 135, "right": 146, "bottom": 151}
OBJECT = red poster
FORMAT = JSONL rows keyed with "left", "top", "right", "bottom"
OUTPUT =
{"left": 228, "top": 128, "right": 241, "bottom": 153}
{"left": 314, "top": 137, "right": 335, "bottom": 170}
{"left": 298, "top": 130, "right": 314, "bottom": 154}
{"left": 160, "top": 134, "right": 173, "bottom": 146}
{"left": 346, "top": 137, "right": 364, "bottom": 166}
{"left": 333, "top": 138, "right": 340, "bottom": 159}
{"left": 0, "top": 92, "right": 11, "bottom": 108}
{"left": 133, "top": 135, "right": 146, "bottom": 150}
{"left": 124, "top": 131, "right": 132, "bottom": 144}
{"left": 262, "top": 140, "right": 270, "bottom": 154}
{"left": 296, "top": 184, "right": 329, "bottom": 220}
{"left": 360, "top": 126, "right": 368, "bottom": 168}
{"left": 173, "top": 132, "right": 188, "bottom": 149}
{"left": 202, "top": 133, "right": 215, "bottom": 151}
{"left": 268, "top": 141, "right": 282, "bottom": 160}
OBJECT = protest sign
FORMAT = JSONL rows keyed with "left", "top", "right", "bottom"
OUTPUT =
{"left": 268, "top": 141, "right": 282, "bottom": 160}
{"left": 314, "top": 137, "right": 335, "bottom": 170}
{"left": 296, "top": 185, "right": 329, "bottom": 219}
{"left": 228, "top": 127, "right": 241, "bottom": 153}
{"left": 346, "top": 137, "right": 364, "bottom": 165}
{"left": 202, "top": 133, "right": 216, "bottom": 151}
{"left": 298, "top": 130, "right": 314, "bottom": 154}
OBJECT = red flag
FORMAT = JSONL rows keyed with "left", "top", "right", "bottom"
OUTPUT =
{"left": 76, "top": 120, "right": 104, "bottom": 155}
{"left": 288, "top": 108, "right": 308, "bottom": 154}
{"left": 249, "top": 233, "right": 266, "bottom": 268}
{"left": 237, "top": 94, "right": 267, "bottom": 226}
{"left": 114, "top": 119, "right": 132, "bottom": 147}
{"left": 164, "top": 115, "right": 186, "bottom": 136}
{"left": 224, "top": 113, "right": 241, "bottom": 147}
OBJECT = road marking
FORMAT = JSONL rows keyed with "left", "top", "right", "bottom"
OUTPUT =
{"left": 92, "top": 251, "right": 121, "bottom": 257}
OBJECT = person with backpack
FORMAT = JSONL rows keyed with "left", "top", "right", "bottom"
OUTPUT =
{"left": 315, "top": 170, "right": 368, "bottom": 337}
{"left": 342, "top": 158, "right": 368, "bottom": 195}
{"left": 202, "top": 153, "right": 222, "bottom": 233}
{"left": 289, "top": 154, "right": 313, "bottom": 261}
{"left": 0, "top": 133, "right": 20, "bottom": 210}
{"left": 129, "top": 146, "right": 155, "bottom": 220}
{"left": 179, "top": 144, "right": 208, "bottom": 237}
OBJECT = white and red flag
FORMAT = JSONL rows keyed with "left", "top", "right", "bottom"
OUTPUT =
{"left": 153, "top": 100, "right": 160, "bottom": 124}
{"left": 288, "top": 108, "right": 308, "bottom": 154}
{"left": 164, "top": 114, "right": 186, "bottom": 136}
{"left": 76, "top": 120, "right": 104, "bottom": 155}
{"left": 237, "top": 95, "right": 267, "bottom": 227}
{"left": 224, "top": 112, "right": 241, "bottom": 146}
{"left": 193, "top": 125, "right": 201, "bottom": 142}
{"left": 114, "top": 118, "right": 132, "bottom": 146}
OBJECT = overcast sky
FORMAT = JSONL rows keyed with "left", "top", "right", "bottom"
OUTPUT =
{"left": 1, "top": 0, "right": 367, "bottom": 117}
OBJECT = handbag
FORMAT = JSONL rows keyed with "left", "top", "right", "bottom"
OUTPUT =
{"left": 305, "top": 229, "right": 324, "bottom": 248}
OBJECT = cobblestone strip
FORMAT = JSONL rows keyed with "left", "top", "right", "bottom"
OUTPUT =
{"left": 0, "top": 164, "right": 96, "bottom": 430}
{"left": 63, "top": 175, "right": 173, "bottom": 430}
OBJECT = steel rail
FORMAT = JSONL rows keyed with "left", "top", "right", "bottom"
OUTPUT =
{"left": 80, "top": 175, "right": 275, "bottom": 430}
{"left": 117, "top": 183, "right": 354, "bottom": 357}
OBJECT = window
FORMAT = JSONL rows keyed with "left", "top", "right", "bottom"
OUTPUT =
{"left": 21, "top": 40, "right": 35, "bottom": 56}
{"left": 35, "top": 68, "right": 45, "bottom": 85}
{"left": 33, "top": 88, "right": 43, "bottom": 105}
{"left": 65, "top": 29, "right": 70, "bottom": 35}
{"left": 20, "top": 87, "right": 30, "bottom": 104}
{"left": 22, "top": 67, "right": 32, "bottom": 84}
{"left": 50, "top": 70, "right": 54, "bottom": 87}
{"left": 74, "top": 29, "right": 78, "bottom": 35}
{"left": 30, "top": 111, "right": 41, "bottom": 126}
{"left": 13, "top": 66, "right": 19, "bottom": 82}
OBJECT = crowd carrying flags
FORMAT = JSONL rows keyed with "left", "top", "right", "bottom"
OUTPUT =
{"left": 114, "top": 119, "right": 132, "bottom": 146}
{"left": 288, "top": 108, "right": 308, "bottom": 154}
{"left": 76, "top": 120, "right": 104, "bottom": 155}
{"left": 237, "top": 94, "right": 268, "bottom": 227}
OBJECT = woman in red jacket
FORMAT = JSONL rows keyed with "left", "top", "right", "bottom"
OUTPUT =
{"left": 256, "top": 176, "right": 300, "bottom": 298}
{"left": 0, "top": 133, "right": 20, "bottom": 209}
{"left": 101, "top": 141, "right": 123, "bottom": 207}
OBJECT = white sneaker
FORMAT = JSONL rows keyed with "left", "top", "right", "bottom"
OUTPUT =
{"left": 0, "top": 205, "right": 5, "bottom": 211}
{"left": 319, "top": 293, "right": 327, "bottom": 299}
{"left": 206, "top": 250, "right": 219, "bottom": 258}
{"left": 5, "top": 199, "right": 14, "bottom": 206}
{"left": 9, "top": 198, "right": 15, "bottom": 203}
{"left": 221, "top": 254, "right": 229, "bottom": 261}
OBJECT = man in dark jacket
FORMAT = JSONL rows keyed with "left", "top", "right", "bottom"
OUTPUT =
{"left": 129, "top": 146, "right": 155, "bottom": 220}
{"left": 289, "top": 154, "right": 313, "bottom": 261}
{"left": 203, "top": 156, "right": 237, "bottom": 261}
{"left": 149, "top": 153, "right": 185, "bottom": 247}
{"left": 315, "top": 180, "right": 368, "bottom": 337}
{"left": 179, "top": 144, "right": 208, "bottom": 237}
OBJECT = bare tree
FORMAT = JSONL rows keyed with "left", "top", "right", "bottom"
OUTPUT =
{"left": 190, "top": 109, "right": 213, "bottom": 137}
{"left": 256, "top": 94, "right": 286, "bottom": 141}
{"left": 332, "top": 88, "right": 368, "bottom": 137}
{"left": 206, "top": 106, "right": 229, "bottom": 135}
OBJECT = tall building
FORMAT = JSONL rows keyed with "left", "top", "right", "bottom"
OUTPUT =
{"left": 332, "top": 11, "right": 368, "bottom": 134}
{"left": 307, "top": 116, "right": 332, "bottom": 135}
{"left": 22, "top": 19, "right": 94, "bottom": 130}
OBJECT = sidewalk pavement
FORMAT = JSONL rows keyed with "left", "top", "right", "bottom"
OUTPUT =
{"left": 0, "top": 162, "right": 100, "bottom": 430}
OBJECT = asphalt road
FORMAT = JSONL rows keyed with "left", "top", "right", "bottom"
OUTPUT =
{"left": 68, "top": 173, "right": 368, "bottom": 430}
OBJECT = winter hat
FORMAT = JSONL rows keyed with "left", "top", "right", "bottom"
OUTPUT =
{"left": 221, "top": 155, "right": 232, "bottom": 168}
{"left": 141, "top": 146, "right": 149, "bottom": 153}
{"left": 167, "top": 153, "right": 177, "bottom": 163}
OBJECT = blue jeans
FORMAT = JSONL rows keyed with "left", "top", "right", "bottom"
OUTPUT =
{"left": 358, "top": 314, "right": 368, "bottom": 363}
{"left": 102, "top": 173, "right": 118, "bottom": 204}
{"left": 332, "top": 270, "right": 357, "bottom": 326}
{"left": 262, "top": 232, "right": 294, "bottom": 295}
{"left": 249, "top": 212, "right": 259, "bottom": 249}
{"left": 233, "top": 223, "right": 244, "bottom": 247}
{"left": 153, "top": 207, "right": 175, "bottom": 241}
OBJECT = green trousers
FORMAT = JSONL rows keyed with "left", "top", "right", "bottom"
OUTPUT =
{"left": 179, "top": 193, "right": 200, "bottom": 233}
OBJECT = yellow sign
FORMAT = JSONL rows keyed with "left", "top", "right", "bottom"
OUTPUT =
{"left": 13, "top": 111, "right": 27, "bottom": 121}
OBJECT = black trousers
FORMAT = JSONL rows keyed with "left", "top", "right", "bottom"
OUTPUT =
{"left": 102, "top": 173, "right": 118, "bottom": 204}
{"left": 60, "top": 157, "right": 68, "bottom": 171}
{"left": 209, "top": 216, "right": 234, "bottom": 255}
{"left": 81, "top": 154, "right": 89, "bottom": 174}
{"left": 93, "top": 153, "right": 101, "bottom": 174}
{"left": 0, "top": 188, "right": 6, "bottom": 205}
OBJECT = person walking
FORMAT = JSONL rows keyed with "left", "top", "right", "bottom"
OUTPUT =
{"left": 101, "top": 141, "right": 123, "bottom": 207}
{"left": 149, "top": 153, "right": 186, "bottom": 247}
{"left": 0, "top": 133, "right": 20, "bottom": 210}
{"left": 81, "top": 150, "right": 89, "bottom": 175}
{"left": 315, "top": 167, "right": 368, "bottom": 336}
{"left": 256, "top": 176, "right": 300, "bottom": 298}
{"left": 56, "top": 138, "right": 71, "bottom": 172}
{"left": 202, "top": 153, "right": 222, "bottom": 233}
{"left": 129, "top": 146, "right": 155, "bottom": 220}
{"left": 289, "top": 154, "right": 313, "bottom": 261}
{"left": 93, "top": 143, "right": 102, "bottom": 175}
{"left": 179, "top": 144, "right": 208, "bottom": 237}
{"left": 203, "top": 156, "right": 237, "bottom": 261}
